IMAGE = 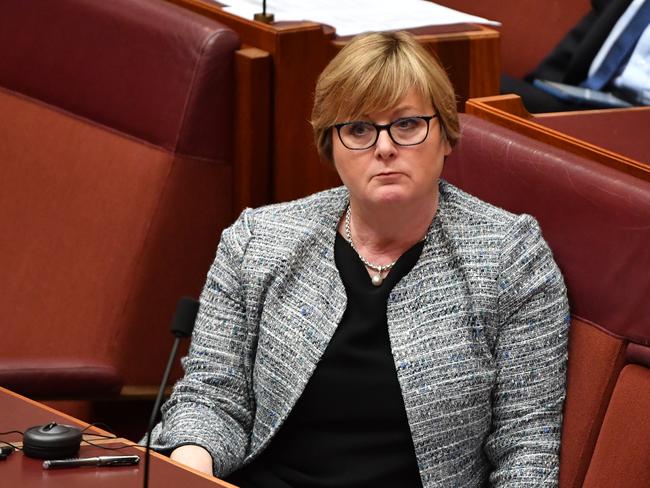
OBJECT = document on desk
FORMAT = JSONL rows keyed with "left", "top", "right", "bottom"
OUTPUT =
{"left": 218, "top": 0, "right": 500, "bottom": 36}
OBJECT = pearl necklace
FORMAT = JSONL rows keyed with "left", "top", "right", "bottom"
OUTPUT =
{"left": 344, "top": 206, "right": 397, "bottom": 286}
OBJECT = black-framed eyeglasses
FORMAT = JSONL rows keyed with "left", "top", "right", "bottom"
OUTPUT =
{"left": 333, "top": 115, "right": 437, "bottom": 150}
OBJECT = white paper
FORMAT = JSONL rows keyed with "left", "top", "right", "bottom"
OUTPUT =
{"left": 219, "top": 0, "right": 500, "bottom": 36}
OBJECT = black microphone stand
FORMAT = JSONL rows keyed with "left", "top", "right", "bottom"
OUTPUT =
{"left": 143, "top": 297, "right": 199, "bottom": 488}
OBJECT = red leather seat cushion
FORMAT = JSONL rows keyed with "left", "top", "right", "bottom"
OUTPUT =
{"left": 582, "top": 365, "right": 650, "bottom": 487}
{"left": 560, "top": 318, "right": 626, "bottom": 488}
{"left": 0, "top": 360, "right": 121, "bottom": 398}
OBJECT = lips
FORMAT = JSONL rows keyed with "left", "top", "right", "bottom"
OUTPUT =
{"left": 374, "top": 171, "right": 402, "bottom": 178}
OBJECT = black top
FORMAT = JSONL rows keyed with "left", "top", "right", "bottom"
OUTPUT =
{"left": 226, "top": 233, "right": 424, "bottom": 488}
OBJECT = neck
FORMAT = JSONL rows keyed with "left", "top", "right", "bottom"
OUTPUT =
{"left": 344, "top": 192, "right": 438, "bottom": 262}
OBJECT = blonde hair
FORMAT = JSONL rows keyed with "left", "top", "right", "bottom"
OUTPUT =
{"left": 311, "top": 31, "right": 460, "bottom": 163}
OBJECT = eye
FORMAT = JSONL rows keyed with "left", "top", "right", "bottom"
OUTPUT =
{"left": 393, "top": 117, "right": 419, "bottom": 131}
{"left": 348, "top": 122, "right": 372, "bottom": 137}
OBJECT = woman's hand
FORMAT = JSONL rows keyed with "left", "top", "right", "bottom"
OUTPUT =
{"left": 170, "top": 444, "right": 213, "bottom": 476}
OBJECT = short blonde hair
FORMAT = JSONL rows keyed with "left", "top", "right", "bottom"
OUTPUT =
{"left": 311, "top": 31, "right": 460, "bottom": 163}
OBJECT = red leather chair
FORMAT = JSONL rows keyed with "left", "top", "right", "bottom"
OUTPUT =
{"left": 0, "top": 0, "right": 239, "bottom": 399}
{"left": 443, "top": 113, "right": 650, "bottom": 488}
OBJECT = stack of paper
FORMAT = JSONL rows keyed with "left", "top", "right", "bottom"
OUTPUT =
{"left": 218, "top": 0, "right": 500, "bottom": 36}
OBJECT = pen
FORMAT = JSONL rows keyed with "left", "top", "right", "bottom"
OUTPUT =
{"left": 43, "top": 455, "right": 140, "bottom": 469}
{"left": 0, "top": 446, "right": 15, "bottom": 460}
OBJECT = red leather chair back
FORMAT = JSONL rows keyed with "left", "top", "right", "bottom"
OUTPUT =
{"left": 443, "top": 113, "right": 650, "bottom": 488}
{"left": 0, "top": 0, "right": 239, "bottom": 397}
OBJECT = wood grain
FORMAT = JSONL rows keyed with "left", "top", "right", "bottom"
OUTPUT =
{"left": 234, "top": 47, "right": 272, "bottom": 214}
{"left": 466, "top": 95, "right": 650, "bottom": 182}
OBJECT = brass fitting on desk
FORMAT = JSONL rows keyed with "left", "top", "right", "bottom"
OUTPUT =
{"left": 254, "top": 12, "right": 274, "bottom": 23}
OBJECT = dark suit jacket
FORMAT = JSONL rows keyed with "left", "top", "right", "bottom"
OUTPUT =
{"left": 529, "top": 0, "right": 633, "bottom": 84}
{"left": 502, "top": 0, "right": 633, "bottom": 112}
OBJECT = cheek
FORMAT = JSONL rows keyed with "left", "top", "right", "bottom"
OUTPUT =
{"left": 416, "top": 139, "right": 448, "bottom": 179}
{"left": 425, "top": 134, "right": 451, "bottom": 162}
{"left": 332, "top": 136, "right": 363, "bottom": 170}
{"left": 332, "top": 141, "right": 354, "bottom": 184}
{"left": 331, "top": 141, "right": 345, "bottom": 173}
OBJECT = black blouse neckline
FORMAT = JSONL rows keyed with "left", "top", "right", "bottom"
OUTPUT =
{"left": 335, "top": 232, "right": 425, "bottom": 294}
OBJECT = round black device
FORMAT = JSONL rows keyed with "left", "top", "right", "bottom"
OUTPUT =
{"left": 23, "top": 422, "right": 82, "bottom": 459}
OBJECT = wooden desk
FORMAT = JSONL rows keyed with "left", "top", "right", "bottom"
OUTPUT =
{"left": 168, "top": 0, "right": 500, "bottom": 203}
{"left": 465, "top": 94, "right": 650, "bottom": 182}
{"left": 0, "top": 386, "right": 236, "bottom": 488}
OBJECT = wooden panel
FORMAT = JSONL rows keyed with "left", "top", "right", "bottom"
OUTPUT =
{"left": 271, "top": 27, "right": 341, "bottom": 202}
{"left": 234, "top": 47, "right": 272, "bottom": 214}
{"left": 166, "top": 0, "right": 324, "bottom": 53}
{"left": 423, "top": 26, "right": 500, "bottom": 102}
{"left": 535, "top": 107, "right": 650, "bottom": 165}
{"left": 466, "top": 95, "right": 650, "bottom": 182}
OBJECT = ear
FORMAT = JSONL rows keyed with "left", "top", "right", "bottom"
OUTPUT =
{"left": 443, "top": 140, "right": 452, "bottom": 156}
{"left": 438, "top": 125, "right": 452, "bottom": 157}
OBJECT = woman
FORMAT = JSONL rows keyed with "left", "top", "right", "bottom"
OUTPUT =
{"left": 151, "top": 31, "right": 569, "bottom": 487}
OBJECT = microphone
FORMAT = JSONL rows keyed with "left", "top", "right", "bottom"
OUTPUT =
{"left": 143, "top": 297, "right": 199, "bottom": 488}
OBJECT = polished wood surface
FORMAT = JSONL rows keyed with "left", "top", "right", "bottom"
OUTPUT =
{"left": 466, "top": 95, "right": 650, "bottom": 182}
{"left": 0, "top": 387, "right": 236, "bottom": 487}
{"left": 167, "top": 0, "right": 500, "bottom": 202}
{"left": 234, "top": 47, "right": 272, "bottom": 215}
{"left": 0, "top": 386, "right": 111, "bottom": 444}
{"left": 535, "top": 107, "right": 650, "bottom": 166}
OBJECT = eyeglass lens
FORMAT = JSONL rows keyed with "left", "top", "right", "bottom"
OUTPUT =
{"left": 339, "top": 117, "right": 429, "bottom": 149}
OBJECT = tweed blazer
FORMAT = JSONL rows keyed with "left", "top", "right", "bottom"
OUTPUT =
{"left": 152, "top": 180, "right": 570, "bottom": 487}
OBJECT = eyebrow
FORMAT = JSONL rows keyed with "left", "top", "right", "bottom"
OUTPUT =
{"left": 358, "top": 106, "right": 422, "bottom": 121}
{"left": 393, "top": 105, "right": 420, "bottom": 114}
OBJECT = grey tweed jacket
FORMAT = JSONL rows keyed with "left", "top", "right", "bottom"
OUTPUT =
{"left": 152, "top": 180, "right": 570, "bottom": 487}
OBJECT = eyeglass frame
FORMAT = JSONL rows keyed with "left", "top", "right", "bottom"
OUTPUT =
{"left": 333, "top": 115, "right": 437, "bottom": 150}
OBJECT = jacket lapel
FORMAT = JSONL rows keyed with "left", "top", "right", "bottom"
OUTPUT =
{"left": 246, "top": 189, "right": 349, "bottom": 458}
{"left": 385, "top": 195, "right": 497, "bottom": 479}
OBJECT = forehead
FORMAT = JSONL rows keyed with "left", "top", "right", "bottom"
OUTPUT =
{"left": 352, "top": 88, "right": 433, "bottom": 121}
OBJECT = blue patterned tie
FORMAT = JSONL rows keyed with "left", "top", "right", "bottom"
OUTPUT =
{"left": 581, "top": 0, "right": 650, "bottom": 90}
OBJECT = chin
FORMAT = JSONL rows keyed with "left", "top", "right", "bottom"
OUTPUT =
{"left": 366, "top": 181, "right": 439, "bottom": 207}
{"left": 369, "top": 186, "right": 412, "bottom": 205}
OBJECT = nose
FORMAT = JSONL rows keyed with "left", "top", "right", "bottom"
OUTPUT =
{"left": 373, "top": 127, "right": 397, "bottom": 160}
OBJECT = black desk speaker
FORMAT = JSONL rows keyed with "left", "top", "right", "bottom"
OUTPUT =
{"left": 23, "top": 422, "right": 82, "bottom": 459}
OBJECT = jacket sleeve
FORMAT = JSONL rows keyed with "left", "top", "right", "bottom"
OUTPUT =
{"left": 148, "top": 208, "right": 256, "bottom": 477}
{"left": 485, "top": 214, "right": 570, "bottom": 487}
